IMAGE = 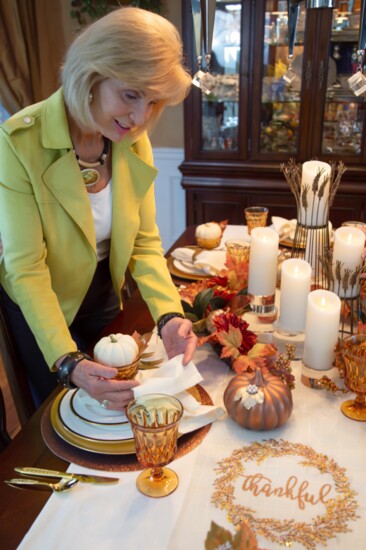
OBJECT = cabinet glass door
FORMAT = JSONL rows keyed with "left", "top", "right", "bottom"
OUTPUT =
{"left": 322, "top": 0, "right": 363, "bottom": 156}
{"left": 260, "top": 0, "right": 306, "bottom": 154}
{"left": 201, "top": 0, "right": 242, "bottom": 151}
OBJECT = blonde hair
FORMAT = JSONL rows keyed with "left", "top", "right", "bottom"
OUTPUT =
{"left": 61, "top": 7, "right": 192, "bottom": 134}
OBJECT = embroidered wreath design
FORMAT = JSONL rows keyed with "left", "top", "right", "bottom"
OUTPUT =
{"left": 211, "top": 439, "right": 359, "bottom": 550}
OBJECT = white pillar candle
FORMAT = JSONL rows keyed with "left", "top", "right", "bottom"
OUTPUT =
{"left": 279, "top": 259, "right": 312, "bottom": 332}
{"left": 303, "top": 290, "right": 341, "bottom": 371}
{"left": 248, "top": 227, "right": 279, "bottom": 296}
{"left": 300, "top": 160, "right": 331, "bottom": 226}
{"left": 304, "top": 221, "right": 333, "bottom": 272}
{"left": 333, "top": 227, "right": 365, "bottom": 298}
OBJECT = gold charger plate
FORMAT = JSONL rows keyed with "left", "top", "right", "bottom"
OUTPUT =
{"left": 51, "top": 386, "right": 205, "bottom": 456}
{"left": 51, "top": 390, "right": 134, "bottom": 455}
{"left": 279, "top": 237, "right": 305, "bottom": 249}
{"left": 280, "top": 231, "right": 334, "bottom": 249}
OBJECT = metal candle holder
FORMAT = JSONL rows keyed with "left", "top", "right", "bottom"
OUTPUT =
{"left": 281, "top": 159, "right": 346, "bottom": 289}
{"left": 319, "top": 248, "right": 366, "bottom": 338}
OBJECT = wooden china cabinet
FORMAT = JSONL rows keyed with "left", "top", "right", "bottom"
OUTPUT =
{"left": 180, "top": 0, "right": 366, "bottom": 228}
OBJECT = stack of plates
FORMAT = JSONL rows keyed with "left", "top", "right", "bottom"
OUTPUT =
{"left": 51, "top": 389, "right": 136, "bottom": 455}
{"left": 51, "top": 386, "right": 206, "bottom": 455}
{"left": 167, "top": 252, "right": 211, "bottom": 280}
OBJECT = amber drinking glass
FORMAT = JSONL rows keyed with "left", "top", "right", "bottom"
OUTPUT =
{"left": 126, "top": 394, "right": 183, "bottom": 497}
{"left": 225, "top": 239, "right": 250, "bottom": 263}
{"left": 244, "top": 206, "right": 269, "bottom": 234}
{"left": 341, "top": 334, "right": 366, "bottom": 421}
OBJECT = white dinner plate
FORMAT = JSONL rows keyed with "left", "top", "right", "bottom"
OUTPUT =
{"left": 59, "top": 390, "right": 133, "bottom": 442}
{"left": 71, "top": 389, "right": 128, "bottom": 426}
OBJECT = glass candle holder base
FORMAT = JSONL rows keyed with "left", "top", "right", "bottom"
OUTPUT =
{"left": 249, "top": 293, "right": 276, "bottom": 315}
{"left": 272, "top": 321, "right": 305, "bottom": 360}
{"left": 301, "top": 362, "right": 337, "bottom": 389}
{"left": 136, "top": 466, "right": 179, "bottom": 498}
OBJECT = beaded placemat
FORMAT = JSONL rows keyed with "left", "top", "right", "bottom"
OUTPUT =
{"left": 41, "top": 385, "right": 212, "bottom": 472}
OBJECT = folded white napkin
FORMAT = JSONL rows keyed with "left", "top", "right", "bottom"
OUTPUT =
{"left": 133, "top": 354, "right": 225, "bottom": 433}
{"left": 171, "top": 248, "right": 226, "bottom": 275}
{"left": 175, "top": 391, "right": 225, "bottom": 434}
{"left": 272, "top": 217, "right": 333, "bottom": 241}
{"left": 134, "top": 355, "right": 203, "bottom": 398}
{"left": 271, "top": 216, "right": 297, "bottom": 240}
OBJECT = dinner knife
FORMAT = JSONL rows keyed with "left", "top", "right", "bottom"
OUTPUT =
{"left": 14, "top": 467, "right": 119, "bottom": 484}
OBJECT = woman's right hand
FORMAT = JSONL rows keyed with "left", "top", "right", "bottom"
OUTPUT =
{"left": 70, "top": 358, "right": 140, "bottom": 411}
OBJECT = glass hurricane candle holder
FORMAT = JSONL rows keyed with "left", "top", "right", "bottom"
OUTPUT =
{"left": 126, "top": 394, "right": 183, "bottom": 497}
{"left": 341, "top": 334, "right": 366, "bottom": 422}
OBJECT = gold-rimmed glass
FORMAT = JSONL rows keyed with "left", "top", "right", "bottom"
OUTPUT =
{"left": 225, "top": 239, "right": 250, "bottom": 263}
{"left": 341, "top": 334, "right": 366, "bottom": 422}
{"left": 126, "top": 394, "right": 183, "bottom": 497}
{"left": 244, "top": 206, "right": 269, "bottom": 234}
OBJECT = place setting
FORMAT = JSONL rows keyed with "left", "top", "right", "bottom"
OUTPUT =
{"left": 168, "top": 220, "right": 251, "bottom": 280}
{"left": 168, "top": 209, "right": 313, "bottom": 282}
{"left": 41, "top": 332, "right": 225, "bottom": 470}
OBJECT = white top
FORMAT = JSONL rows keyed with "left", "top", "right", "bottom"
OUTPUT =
{"left": 87, "top": 182, "right": 112, "bottom": 261}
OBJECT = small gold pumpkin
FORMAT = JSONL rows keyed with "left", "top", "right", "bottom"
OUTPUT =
{"left": 223, "top": 368, "right": 293, "bottom": 431}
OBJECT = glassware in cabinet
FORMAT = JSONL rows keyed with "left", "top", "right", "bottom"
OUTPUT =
{"left": 321, "top": 0, "right": 364, "bottom": 157}
{"left": 200, "top": 0, "right": 242, "bottom": 152}
{"left": 259, "top": 0, "right": 306, "bottom": 154}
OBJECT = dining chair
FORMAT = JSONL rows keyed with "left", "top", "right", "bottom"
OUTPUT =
{"left": 0, "top": 291, "right": 35, "bottom": 431}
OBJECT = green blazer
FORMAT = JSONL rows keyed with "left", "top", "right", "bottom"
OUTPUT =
{"left": 0, "top": 88, "right": 183, "bottom": 368}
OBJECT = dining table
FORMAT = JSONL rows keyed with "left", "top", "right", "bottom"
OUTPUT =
{"left": 0, "top": 224, "right": 365, "bottom": 550}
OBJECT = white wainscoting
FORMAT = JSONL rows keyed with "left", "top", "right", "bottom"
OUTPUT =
{"left": 152, "top": 147, "right": 186, "bottom": 253}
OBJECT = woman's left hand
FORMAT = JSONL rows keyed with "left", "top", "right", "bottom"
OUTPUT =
{"left": 161, "top": 317, "right": 197, "bottom": 365}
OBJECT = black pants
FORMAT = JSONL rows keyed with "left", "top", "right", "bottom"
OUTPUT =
{"left": 0, "top": 257, "right": 120, "bottom": 408}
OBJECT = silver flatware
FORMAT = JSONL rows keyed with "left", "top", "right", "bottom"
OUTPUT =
{"left": 5, "top": 477, "right": 78, "bottom": 492}
{"left": 14, "top": 467, "right": 119, "bottom": 484}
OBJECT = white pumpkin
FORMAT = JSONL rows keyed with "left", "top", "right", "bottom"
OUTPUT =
{"left": 195, "top": 222, "right": 222, "bottom": 240}
{"left": 93, "top": 333, "right": 139, "bottom": 367}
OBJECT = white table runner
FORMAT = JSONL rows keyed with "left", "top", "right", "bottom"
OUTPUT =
{"left": 19, "top": 346, "right": 366, "bottom": 550}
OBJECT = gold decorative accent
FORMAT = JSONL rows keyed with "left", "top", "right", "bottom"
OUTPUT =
{"left": 81, "top": 168, "right": 100, "bottom": 187}
{"left": 315, "top": 375, "right": 348, "bottom": 394}
{"left": 212, "top": 439, "right": 359, "bottom": 549}
{"left": 114, "top": 355, "right": 140, "bottom": 380}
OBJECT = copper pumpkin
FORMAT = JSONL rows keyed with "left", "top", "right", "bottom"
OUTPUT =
{"left": 223, "top": 368, "right": 293, "bottom": 431}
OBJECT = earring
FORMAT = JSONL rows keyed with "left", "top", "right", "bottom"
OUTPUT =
{"left": 88, "top": 92, "right": 93, "bottom": 104}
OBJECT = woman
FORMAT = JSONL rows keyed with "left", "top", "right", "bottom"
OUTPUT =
{"left": 0, "top": 7, "right": 196, "bottom": 409}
